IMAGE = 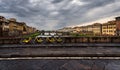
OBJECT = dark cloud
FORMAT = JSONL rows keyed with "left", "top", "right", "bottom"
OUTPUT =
{"left": 0, "top": 0, "right": 31, "bottom": 17}
{"left": 86, "top": 0, "right": 115, "bottom": 8}
{"left": 52, "top": 0, "right": 64, "bottom": 3}
{"left": 0, "top": 0, "right": 120, "bottom": 30}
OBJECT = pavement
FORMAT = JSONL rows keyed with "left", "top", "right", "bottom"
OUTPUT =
{"left": 0, "top": 44, "right": 120, "bottom": 70}
{"left": 0, "top": 60, "right": 120, "bottom": 70}
{"left": 0, "top": 47, "right": 120, "bottom": 57}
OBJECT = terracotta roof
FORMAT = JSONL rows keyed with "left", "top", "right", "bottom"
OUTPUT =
{"left": 92, "top": 23, "right": 101, "bottom": 26}
{"left": 102, "top": 20, "right": 116, "bottom": 25}
{"left": 9, "top": 18, "right": 16, "bottom": 22}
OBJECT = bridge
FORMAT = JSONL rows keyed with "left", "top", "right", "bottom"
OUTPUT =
{"left": 0, "top": 36, "right": 120, "bottom": 44}
{"left": 0, "top": 43, "right": 120, "bottom": 58}
{"left": 0, "top": 38, "right": 120, "bottom": 70}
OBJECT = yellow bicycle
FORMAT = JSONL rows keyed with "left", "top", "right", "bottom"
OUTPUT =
{"left": 20, "top": 37, "right": 33, "bottom": 44}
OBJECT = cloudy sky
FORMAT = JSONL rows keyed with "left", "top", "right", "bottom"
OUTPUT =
{"left": 0, "top": 0, "right": 120, "bottom": 30}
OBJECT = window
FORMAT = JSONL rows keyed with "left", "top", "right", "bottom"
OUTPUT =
{"left": 4, "top": 28, "right": 9, "bottom": 31}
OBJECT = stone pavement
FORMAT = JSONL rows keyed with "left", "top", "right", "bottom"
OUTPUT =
{"left": 1, "top": 47, "right": 120, "bottom": 57}
{"left": 0, "top": 60, "right": 120, "bottom": 70}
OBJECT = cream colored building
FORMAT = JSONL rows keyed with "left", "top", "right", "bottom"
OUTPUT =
{"left": 81, "top": 26, "right": 88, "bottom": 32}
{"left": 92, "top": 23, "right": 102, "bottom": 35}
{"left": 87, "top": 25, "right": 93, "bottom": 32}
{"left": 58, "top": 27, "right": 74, "bottom": 32}
{"left": 73, "top": 27, "right": 81, "bottom": 33}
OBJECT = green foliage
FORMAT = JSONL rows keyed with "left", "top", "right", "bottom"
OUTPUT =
{"left": 22, "top": 32, "right": 41, "bottom": 38}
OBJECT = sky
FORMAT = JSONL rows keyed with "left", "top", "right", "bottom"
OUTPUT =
{"left": 0, "top": 0, "right": 120, "bottom": 30}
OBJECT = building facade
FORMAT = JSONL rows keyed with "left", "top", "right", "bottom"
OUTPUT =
{"left": 116, "top": 17, "right": 120, "bottom": 36}
{"left": 58, "top": 27, "right": 74, "bottom": 32}
{"left": 69, "top": 17, "right": 120, "bottom": 36}
{"left": 0, "top": 16, "right": 37, "bottom": 37}
{"left": 92, "top": 23, "right": 102, "bottom": 35}
{"left": 0, "top": 16, "right": 9, "bottom": 36}
{"left": 102, "top": 21, "right": 116, "bottom": 35}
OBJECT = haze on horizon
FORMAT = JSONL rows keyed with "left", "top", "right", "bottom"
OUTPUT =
{"left": 0, "top": 0, "right": 120, "bottom": 30}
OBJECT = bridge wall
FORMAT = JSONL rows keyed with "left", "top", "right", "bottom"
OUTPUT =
{"left": 64, "top": 36, "right": 120, "bottom": 43}
{"left": 0, "top": 36, "right": 120, "bottom": 44}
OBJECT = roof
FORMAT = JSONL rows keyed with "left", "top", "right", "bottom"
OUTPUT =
{"left": 9, "top": 18, "right": 16, "bottom": 22}
{"left": 92, "top": 23, "right": 102, "bottom": 26}
{"left": 102, "top": 20, "right": 116, "bottom": 25}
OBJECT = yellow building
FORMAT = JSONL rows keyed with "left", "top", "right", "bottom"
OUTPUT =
{"left": 0, "top": 16, "right": 9, "bottom": 31}
{"left": 0, "top": 16, "right": 9, "bottom": 36}
{"left": 102, "top": 21, "right": 116, "bottom": 35}
{"left": 25, "top": 26, "right": 36, "bottom": 34}
{"left": 8, "top": 18, "right": 28, "bottom": 36}
{"left": 8, "top": 18, "right": 17, "bottom": 31}
{"left": 0, "top": 16, "right": 37, "bottom": 36}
